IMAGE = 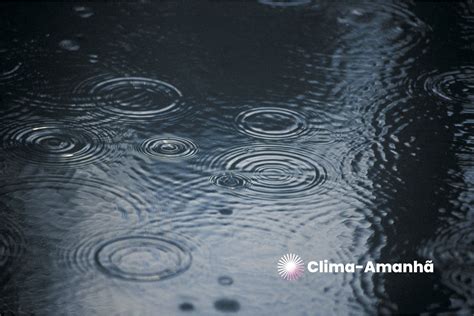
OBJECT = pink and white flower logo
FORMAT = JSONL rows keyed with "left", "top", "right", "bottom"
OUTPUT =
{"left": 278, "top": 253, "right": 304, "bottom": 280}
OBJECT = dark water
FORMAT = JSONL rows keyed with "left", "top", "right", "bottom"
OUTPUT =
{"left": 0, "top": 1, "right": 473, "bottom": 315}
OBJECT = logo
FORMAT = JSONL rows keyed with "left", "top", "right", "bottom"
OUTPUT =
{"left": 277, "top": 253, "right": 435, "bottom": 279}
{"left": 277, "top": 253, "right": 304, "bottom": 280}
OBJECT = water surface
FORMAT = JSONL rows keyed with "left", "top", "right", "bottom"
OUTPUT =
{"left": 0, "top": 1, "right": 473, "bottom": 315}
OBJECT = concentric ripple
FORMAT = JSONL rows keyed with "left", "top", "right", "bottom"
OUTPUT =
{"left": 94, "top": 236, "right": 192, "bottom": 282}
{"left": 410, "top": 66, "right": 474, "bottom": 104}
{"left": 202, "top": 145, "right": 334, "bottom": 199}
{"left": 77, "top": 76, "right": 186, "bottom": 120}
{"left": 0, "top": 121, "right": 120, "bottom": 167}
{"left": 55, "top": 225, "right": 200, "bottom": 290}
{"left": 234, "top": 107, "right": 308, "bottom": 140}
{"left": 209, "top": 173, "right": 252, "bottom": 190}
{"left": 138, "top": 136, "right": 197, "bottom": 159}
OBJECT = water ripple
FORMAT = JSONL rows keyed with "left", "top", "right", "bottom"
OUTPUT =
{"left": 419, "top": 221, "right": 474, "bottom": 305}
{"left": 0, "top": 121, "right": 121, "bottom": 167}
{"left": 95, "top": 236, "right": 192, "bottom": 282}
{"left": 199, "top": 145, "right": 335, "bottom": 200}
{"left": 0, "top": 176, "right": 157, "bottom": 228}
{"left": 0, "top": 210, "right": 25, "bottom": 284}
{"left": 55, "top": 224, "right": 201, "bottom": 287}
{"left": 332, "top": 2, "right": 430, "bottom": 58}
{"left": 408, "top": 66, "right": 474, "bottom": 104}
{"left": 234, "top": 107, "right": 308, "bottom": 140}
{"left": 138, "top": 136, "right": 197, "bottom": 159}
{"left": 138, "top": 210, "right": 363, "bottom": 314}
{"left": 209, "top": 173, "right": 252, "bottom": 190}
{"left": 0, "top": 61, "right": 23, "bottom": 83}
{"left": 75, "top": 76, "right": 191, "bottom": 121}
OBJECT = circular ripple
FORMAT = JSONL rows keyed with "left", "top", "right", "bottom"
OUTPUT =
{"left": 0, "top": 121, "right": 120, "bottom": 167}
{"left": 202, "top": 145, "right": 334, "bottom": 199}
{"left": 4, "top": 55, "right": 148, "bottom": 123}
{"left": 412, "top": 67, "right": 474, "bottom": 104}
{"left": 139, "top": 136, "right": 197, "bottom": 159}
{"left": 209, "top": 173, "right": 251, "bottom": 190}
{"left": 289, "top": 1, "right": 430, "bottom": 81}
{"left": 79, "top": 77, "right": 186, "bottom": 120}
{"left": 95, "top": 236, "right": 192, "bottom": 282}
{"left": 55, "top": 225, "right": 201, "bottom": 289}
{"left": 234, "top": 107, "right": 308, "bottom": 140}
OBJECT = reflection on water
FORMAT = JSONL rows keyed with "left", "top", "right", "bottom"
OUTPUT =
{"left": 0, "top": 1, "right": 472, "bottom": 315}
